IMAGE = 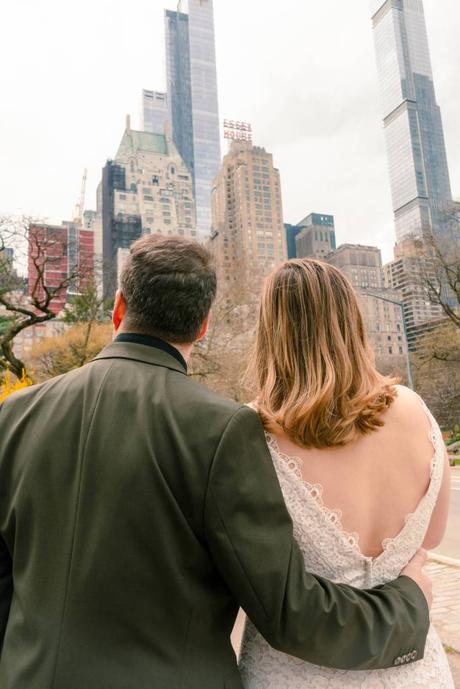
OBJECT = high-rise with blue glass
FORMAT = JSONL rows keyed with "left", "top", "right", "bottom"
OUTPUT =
{"left": 165, "top": 0, "right": 221, "bottom": 241}
{"left": 371, "top": 0, "right": 452, "bottom": 243}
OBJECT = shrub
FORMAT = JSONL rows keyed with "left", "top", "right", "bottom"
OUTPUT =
{"left": 0, "top": 370, "right": 33, "bottom": 403}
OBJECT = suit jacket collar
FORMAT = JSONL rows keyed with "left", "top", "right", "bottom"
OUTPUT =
{"left": 92, "top": 341, "right": 188, "bottom": 376}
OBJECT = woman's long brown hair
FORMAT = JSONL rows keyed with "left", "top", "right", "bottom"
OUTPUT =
{"left": 250, "top": 259, "right": 398, "bottom": 449}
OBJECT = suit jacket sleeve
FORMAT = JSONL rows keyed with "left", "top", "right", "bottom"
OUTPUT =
{"left": 0, "top": 406, "right": 13, "bottom": 651}
{"left": 204, "top": 406, "right": 429, "bottom": 670}
{"left": 0, "top": 535, "right": 12, "bottom": 651}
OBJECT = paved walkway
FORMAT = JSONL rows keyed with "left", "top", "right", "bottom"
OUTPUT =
{"left": 427, "top": 555, "right": 460, "bottom": 687}
{"left": 427, "top": 555, "right": 460, "bottom": 653}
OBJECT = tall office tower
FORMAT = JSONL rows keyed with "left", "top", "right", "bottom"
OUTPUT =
{"left": 165, "top": 0, "right": 221, "bottom": 240}
{"left": 95, "top": 117, "right": 196, "bottom": 292}
{"left": 27, "top": 223, "right": 94, "bottom": 315}
{"left": 210, "top": 140, "right": 287, "bottom": 288}
{"left": 327, "top": 244, "right": 409, "bottom": 376}
{"left": 384, "top": 237, "right": 443, "bottom": 349}
{"left": 141, "top": 90, "right": 169, "bottom": 135}
{"left": 371, "top": 0, "right": 452, "bottom": 243}
{"left": 295, "top": 213, "right": 336, "bottom": 260}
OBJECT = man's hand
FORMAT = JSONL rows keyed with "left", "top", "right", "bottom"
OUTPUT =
{"left": 401, "top": 548, "right": 432, "bottom": 609}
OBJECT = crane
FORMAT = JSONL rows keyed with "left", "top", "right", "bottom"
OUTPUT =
{"left": 73, "top": 169, "right": 87, "bottom": 225}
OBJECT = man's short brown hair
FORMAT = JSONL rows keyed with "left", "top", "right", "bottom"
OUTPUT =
{"left": 120, "top": 235, "right": 217, "bottom": 343}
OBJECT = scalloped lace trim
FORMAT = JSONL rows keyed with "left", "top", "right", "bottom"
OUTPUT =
{"left": 265, "top": 396, "right": 445, "bottom": 562}
{"left": 265, "top": 434, "right": 361, "bottom": 552}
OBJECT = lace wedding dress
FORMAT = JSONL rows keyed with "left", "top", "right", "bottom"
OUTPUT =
{"left": 239, "top": 399, "right": 454, "bottom": 688}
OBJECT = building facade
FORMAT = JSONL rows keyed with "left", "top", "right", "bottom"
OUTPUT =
{"left": 165, "top": 0, "right": 221, "bottom": 240}
{"left": 371, "top": 0, "right": 452, "bottom": 243}
{"left": 28, "top": 223, "right": 94, "bottom": 316}
{"left": 95, "top": 118, "right": 196, "bottom": 291}
{"left": 141, "top": 90, "right": 169, "bottom": 135}
{"left": 295, "top": 213, "right": 336, "bottom": 260}
{"left": 327, "top": 244, "right": 384, "bottom": 291}
{"left": 211, "top": 140, "right": 287, "bottom": 288}
{"left": 383, "top": 237, "right": 443, "bottom": 349}
{"left": 327, "top": 243, "right": 409, "bottom": 377}
{"left": 284, "top": 224, "right": 302, "bottom": 259}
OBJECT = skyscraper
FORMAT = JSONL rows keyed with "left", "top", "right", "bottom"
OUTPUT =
{"left": 141, "top": 90, "right": 169, "bottom": 135}
{"left": 371, "top": 0, "right": 452, "bottom": 243}
{"left": 165, "top": 0, "right": 221, "bottom": 240}
{"left": 211, "top": 140, "right": 287, "bottom": 288}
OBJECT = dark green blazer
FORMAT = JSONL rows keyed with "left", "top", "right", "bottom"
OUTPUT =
{"left": 0, "top": 341, "right": 428, "bottom": 689}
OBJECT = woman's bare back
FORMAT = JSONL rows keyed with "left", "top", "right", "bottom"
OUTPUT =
{"left": 267, "top": 386, "right": 450, "bottom": 558}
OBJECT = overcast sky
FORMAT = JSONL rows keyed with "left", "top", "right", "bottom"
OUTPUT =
{"left": 1, "top": 0, "right": 459, "bottom": 261}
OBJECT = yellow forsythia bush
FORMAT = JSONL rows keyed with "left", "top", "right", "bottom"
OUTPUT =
{"left": 0, "top": 371, "right": 33, "bottom": 403}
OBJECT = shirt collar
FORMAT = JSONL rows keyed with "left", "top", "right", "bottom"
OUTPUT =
{"left": 114, "top": 333, "right": 188, "bottom": 372}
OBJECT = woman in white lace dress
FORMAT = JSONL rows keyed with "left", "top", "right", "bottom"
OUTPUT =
{"left": 239, "top": 259, "right": 453, "bottom": 689}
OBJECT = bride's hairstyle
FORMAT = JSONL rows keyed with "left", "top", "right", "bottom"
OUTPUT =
{"left": 250, "top": 259, "right": 398, "bottom": 449}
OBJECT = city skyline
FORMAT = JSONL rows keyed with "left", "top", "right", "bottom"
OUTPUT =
{"left": 1, "top": 0, "right": 459, "bottom": 261}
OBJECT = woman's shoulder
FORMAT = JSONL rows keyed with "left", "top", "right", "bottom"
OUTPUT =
{"left": 392, "top": 385, "right": 426, "bottom": 415}
{"left": 387, "top": 385, "right": 434, "bottom": 436}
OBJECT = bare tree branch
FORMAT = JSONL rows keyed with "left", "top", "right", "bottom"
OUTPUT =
{"left": 0, "top": 215, "right": 93, "bottom": 379}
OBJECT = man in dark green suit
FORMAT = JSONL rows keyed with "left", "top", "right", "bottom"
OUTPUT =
{"left": 0, "top": 236, "right": 431, "bottom": 689}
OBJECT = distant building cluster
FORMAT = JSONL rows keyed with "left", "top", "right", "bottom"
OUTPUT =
{"left": 14, "top": 0, "right": 458, "bottom": 382}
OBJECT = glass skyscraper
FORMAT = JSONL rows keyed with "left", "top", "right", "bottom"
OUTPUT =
{"left": 141, "top": 90, "right": 169, "bottom": 135}
{"left": 165, "top": 0, "right": 221, "bottom": 240}
{"left": 371, "top": 0, "right": 452, "bottom": 243}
